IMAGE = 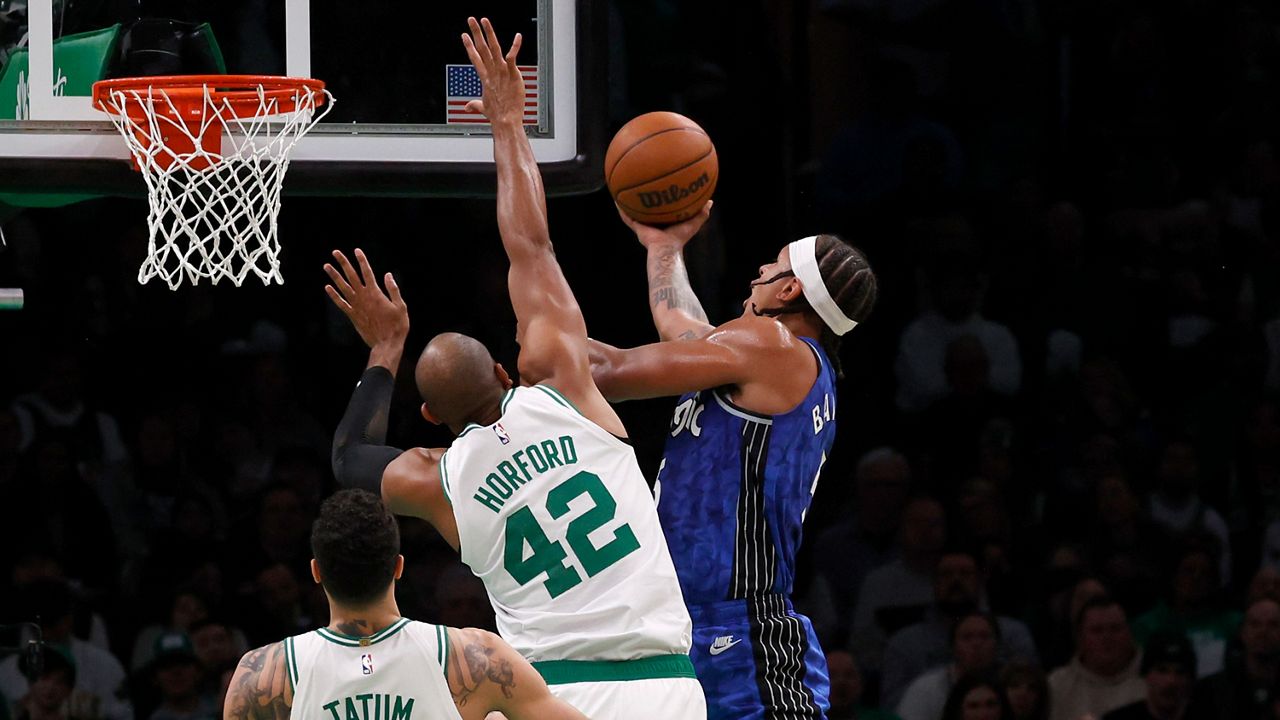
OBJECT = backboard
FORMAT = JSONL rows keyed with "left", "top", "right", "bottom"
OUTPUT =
{"left": 0, "top": 0, "right": 604, "bottom": 198}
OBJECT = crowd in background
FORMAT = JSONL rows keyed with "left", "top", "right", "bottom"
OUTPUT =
{"left": 3, "top": 1, "right": 1280, "bottom": 719}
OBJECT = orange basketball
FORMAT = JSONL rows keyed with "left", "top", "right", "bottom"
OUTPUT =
{"left": 605, "top": 111, "right": 718, "bottom": 226}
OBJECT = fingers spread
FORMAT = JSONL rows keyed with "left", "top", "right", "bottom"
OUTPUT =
{"left": 353, "top": 248, "right": 377, "bottom": 289}
{"left": 506, "top": 32, "right": 522, "bottom": 64}
{"left": 386, "top": 273, "right": 405, "bottom": 306}
{"left": 323, "top": 262, "right": 355, "bottom": 298}
{"left": 323, "top": 284, "right": 353, "bottom": 313}
{"left": 332, "top": 250, "right": 362, "bottom": 289}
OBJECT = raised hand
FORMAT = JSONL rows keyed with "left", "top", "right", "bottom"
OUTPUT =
{"left": 324, "top": 248, "right": 409, "bottom": 352}
{"left": 460, "top": 17, "right": 525, "bottom": 127}
{"left": 616, "top": 200, "right": 714, "bottom": 250}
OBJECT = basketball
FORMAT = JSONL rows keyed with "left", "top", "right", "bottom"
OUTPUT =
{"left": 605, "top": 111, "right": 718, "bottom": 226}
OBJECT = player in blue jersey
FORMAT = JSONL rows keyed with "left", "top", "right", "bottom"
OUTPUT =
{"left": 590, "top": 206, "right": 878, "bottom": 720}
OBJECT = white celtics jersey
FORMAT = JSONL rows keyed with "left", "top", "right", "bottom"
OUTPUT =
{"left": 287, "top": 619, "right": 460, "bottom": 720}
{"left": 442, "top": 384, "right": 691, "bottom": 662}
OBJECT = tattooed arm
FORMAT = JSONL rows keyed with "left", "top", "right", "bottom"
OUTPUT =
{"left": 224, "top": 643, "right": 291, "bottom": 720}
{"left": 616, "top": 202, "right": 715, "bottom": 342}
{"left": 444, "top": 628, "right": 586, "bottom": 720}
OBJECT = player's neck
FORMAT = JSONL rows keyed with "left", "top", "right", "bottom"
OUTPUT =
{"left": 779, "top": 313, "right": 824, "bottom": 341}
{"left": 327, "top": 597, "right": 404, "bottom": 638}
{"left": 455, "top": 396, "right": 504, "bottom": 434}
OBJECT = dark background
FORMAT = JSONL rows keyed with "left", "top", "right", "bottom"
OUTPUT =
{"left": 2, "top": 0, "right": 1280, "bottom": 719}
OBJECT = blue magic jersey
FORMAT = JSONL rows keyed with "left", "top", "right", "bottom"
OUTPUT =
{"left": 657, "top": 337, "right": 836, "bottom": 605}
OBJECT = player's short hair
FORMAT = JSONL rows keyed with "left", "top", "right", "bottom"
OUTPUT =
{"left": 311, "top": 489, "right": 401, "bottom": 606}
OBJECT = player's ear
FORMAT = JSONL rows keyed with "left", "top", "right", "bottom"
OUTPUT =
{"left": 494, "top": 363, "right": 514, "bottom": 390}
{"left": 310, "top": 559, "right": 322, "bottom": 585}
{"left": 779, "top": 277, "right": 804, "bottom": 303}
{"left": 421, "top": 402, "right": 442, "bottom": 425}
{"left": 393, "top": 555, "right": 405, "bottom": 580}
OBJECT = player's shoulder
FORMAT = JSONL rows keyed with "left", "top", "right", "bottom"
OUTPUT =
{"left": 711, "top": 314, "right": 808, "bottom": 353}
{"left": 386, "top": 447, "right": 443, "bottom": 477}
{"left": 226, "top": 641, "right": 291, "bottom": 720}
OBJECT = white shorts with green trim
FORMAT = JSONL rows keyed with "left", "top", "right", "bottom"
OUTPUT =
{"left": 551, "top": 677, "right": 707, "bottom": 720}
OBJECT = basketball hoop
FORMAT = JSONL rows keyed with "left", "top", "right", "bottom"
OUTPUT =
{"left": 92, "top": 75, "right": 333, "bottom": 288}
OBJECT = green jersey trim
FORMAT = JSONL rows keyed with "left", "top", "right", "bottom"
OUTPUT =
{"left": 435, "top": 625, "right": 451, "bottom": 678}
{"left": 439, "top": 452, "right": 453, "bottom": 506}
{"left": 284, "top": 637, "right": 298, "bottom": 689}
{"left": 315, "top": 618, "right": 411, "bottom": 647}
{"left": 500, "top": 387, "right": 516, "bottom": 414}
{"left": 531, "top": 654, "right": 697, "bottom": 685}
{"left": 457, "top": 423, "right": 483, "bottom": 438}
{"left": 535, "top": 384, "right": 584, "bottom": 418}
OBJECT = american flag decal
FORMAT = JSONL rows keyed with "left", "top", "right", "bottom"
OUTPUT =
{"left": 446, "top": 65, "right": 539, "bottom": 125}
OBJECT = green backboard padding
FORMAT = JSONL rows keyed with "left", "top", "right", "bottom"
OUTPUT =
{"left": 0, "top": 24, "right": 122, "bottom": 120}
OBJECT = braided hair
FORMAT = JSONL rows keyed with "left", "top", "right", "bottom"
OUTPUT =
{"left": 754, "top": 234, "right": 877, "bottom": 377}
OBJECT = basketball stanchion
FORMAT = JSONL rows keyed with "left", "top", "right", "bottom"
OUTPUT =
{"left": 92, "top": 75, "right": 333, "bottom": 289}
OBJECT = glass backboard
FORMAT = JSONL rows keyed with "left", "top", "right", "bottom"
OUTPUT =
{"left": 0, "top": 0, "right": 604, "bottom": 197}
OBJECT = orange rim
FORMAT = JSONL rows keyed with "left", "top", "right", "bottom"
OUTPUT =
{"left": 92, "top": 75, "right": 327, "bottom": 120}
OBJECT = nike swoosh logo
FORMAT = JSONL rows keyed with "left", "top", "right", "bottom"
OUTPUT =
{"left": 709, "top": 638, "right": 741, "bottom": 656}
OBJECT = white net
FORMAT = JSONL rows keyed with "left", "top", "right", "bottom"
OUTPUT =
{"left": 97, "top": 80, "right": 334, "bottom": 289}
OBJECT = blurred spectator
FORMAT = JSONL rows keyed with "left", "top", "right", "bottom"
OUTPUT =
{"left": 918, "top": 340, "right": 1019, "bottom": 489}
{"left": 238, "top": 564, "right": 307, "bottom": 647}
{"left": 7, "top": 552, "right": 110, "bottom": 651}
{"left": 816, "top": 55, "right": 963, "bottom": 221}
{"left": 1102, "top": 632, "right": 1196, "bottom": 720}
{"left": 143, "top": 633, "right": 214, "bottom": 720}
{"left": 941, "top": 673, "right": 1014, "bottom": 720}
{"left": 896, "top": 612, "right": 1002, "bottom": 720}
{"left": 852, "top": 496, "right": 947, "bottom": 673}
{"left": 895, "top": 251, "right": 1022, "bottom": 414}
{"left": 8, "top": 346, "right": 138, "bottom": 561}
{"left": 130, "top": 593, "right": 208, "bottom": 673}
{"left": 0, "top": 581, "right": 132, "bottom": 720}
{"left": 13, "top": 646, "right": 78, "bottom": 720}
{"left": 186, "top": 620, "right": 244, "bottom": 679}
{"left": 9, "top": 346, "right": 128, "bottom": 470}
{"left": 1024, "top": 547, "right": 1094, "bottom": 669}
{"left": 1048, "top": 596, "right": 1144, "bottom": 720}
{"left": 814, "top": 448, "right": 914, "bottom": 633}
{"left": 1089, "top": 474, "right": 1164, "bottom": 613}
{"left": 1191, "top": 596, "right": 1280, "bottom": 720}
{"left": 1147, "top": 439, "right": 1232, "bottom": 585}
{"left": 1000, "top": 661, "right": 1049, "bottom": 720}
{"left": 881, "top": 550, "right": 1037, "bottom": 708}
{"left": 1250, "top": 567, "right": 1280, "bottom": 605}
{"left": 2, "top": 439, "right": 118, "bottom": 590}
{"left": 828, "top": 650, "right": 901, "bottom": 720}
{"left": 1132, "top": 539, "right": 1241, "bottom": 677}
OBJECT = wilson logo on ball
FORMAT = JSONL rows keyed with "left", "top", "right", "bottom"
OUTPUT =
{"left": 636, "top": 172, "right": 711, "bottom": 209}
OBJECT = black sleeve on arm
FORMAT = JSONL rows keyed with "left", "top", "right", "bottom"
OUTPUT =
{"left": 332, "top": 366, "right": 404, "bottom": 494}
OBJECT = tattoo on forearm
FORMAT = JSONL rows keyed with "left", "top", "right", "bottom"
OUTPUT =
{"left": 448, "top": 636, "right": 517, "bottom": 706}
{"left": 648, "top": 247, "right": 708, "bottom": 322}
{"left": 227, "top": 643, "right": 291, "bottom": 720}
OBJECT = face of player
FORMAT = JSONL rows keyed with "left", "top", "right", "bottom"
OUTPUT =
{"left": 743, "top": 246, "right": 798, "bottom": 317}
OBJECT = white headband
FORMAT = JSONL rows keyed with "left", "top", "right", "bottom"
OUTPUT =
{"left": 788, "top": 235, "right": 857, "bottom": 336}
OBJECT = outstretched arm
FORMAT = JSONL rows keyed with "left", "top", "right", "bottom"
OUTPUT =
{"left": 444, "top": 628, "right": 586, "bottom": 720}
{"left": 617, "top": 203, "right": 716, "bottom": 341}
{"left": 462, "top": 17, "right": 625, "bottom": 436}
{"left": 590, "top": 314, "right": 816, "bottom": 413}
{"left": 224, "top": 643, "right": 291, "bottom": 720}
{"left": 326, "top": 249, "right": 409, "bottom": 494}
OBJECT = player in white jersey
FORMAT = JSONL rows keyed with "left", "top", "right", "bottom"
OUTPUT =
{"left": 223, "top": 489, "right": 586, "bottom": 720}
{"left": 322, "top": 18, "right": 705, "bottom": 720}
